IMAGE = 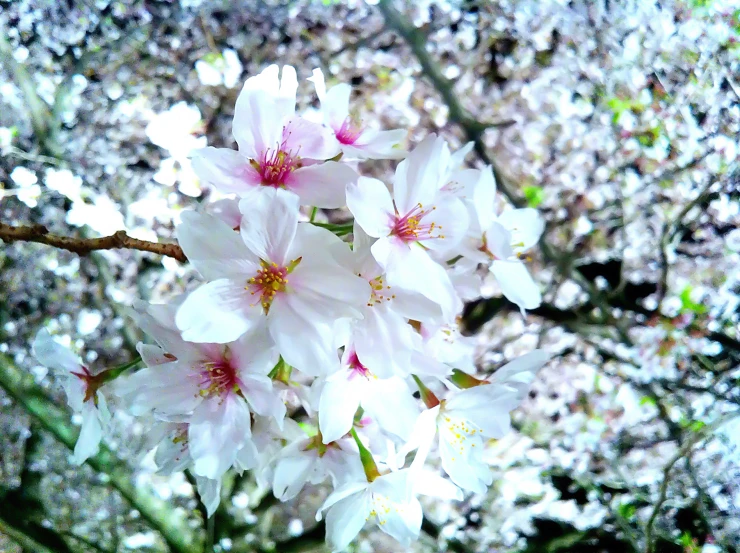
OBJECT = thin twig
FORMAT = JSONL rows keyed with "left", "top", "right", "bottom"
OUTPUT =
{"left": 644, "top": 414, "right": 739, "bottom": 553}
{"left": 0, "top": 222, "right": 186, "bottom": 262}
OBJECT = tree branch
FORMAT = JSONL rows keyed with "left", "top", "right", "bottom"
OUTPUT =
{"left": 0, "top": 222, "right": 186, "bottom": 262}
{"left": 376, "top": 0, "right": 524, "bottom": 207}
{"left": 0, "top": 354, "right": 199, "bottom": 553}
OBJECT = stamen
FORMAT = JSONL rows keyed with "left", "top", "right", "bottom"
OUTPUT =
{"left": 390, "top": 203, "right": 444, "bottom": 243}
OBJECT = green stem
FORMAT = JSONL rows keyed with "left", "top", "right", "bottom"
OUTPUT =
{"left": 350, "top": 427, "right": 381, "bottom": 482}
{"left": 309, "top": 207, "right": 318, "bottom": 223}
{"left": 100, "top": 356, "right": 142, "bottom": 383}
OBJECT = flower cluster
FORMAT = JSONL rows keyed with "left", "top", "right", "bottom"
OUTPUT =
{"left": 32, "top": 65, "right": 549, "bottom": 551}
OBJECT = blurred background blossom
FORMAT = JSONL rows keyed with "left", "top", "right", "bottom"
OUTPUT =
{"left": 0, "top": 1, "right": 739, "bottom": 552}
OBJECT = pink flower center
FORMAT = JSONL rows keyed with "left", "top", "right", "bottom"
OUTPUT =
{"left": 253, "top": 147, "right": 299, "bottom": 187}
{"left": 347, "top": 350, "right": 372, "bottom": 379}
{"left": 199, "top": 358, "right": 240, "bottom": 398}
{"left": 336, "top": 116, "right": 363, "bottom": 145}
{"left": 390, "top": 203, "right": 444, "bottom": 243}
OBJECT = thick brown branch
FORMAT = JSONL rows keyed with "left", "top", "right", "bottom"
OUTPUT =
{"left": 0, "top": 222, "right": 186, "bottom": 262}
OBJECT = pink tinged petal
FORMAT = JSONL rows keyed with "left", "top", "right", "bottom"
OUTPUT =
{"left": 488, "top": 350, "right": 550, "bottom": 399}
{"left": 268, "top": 297, "right": 340, "bottom": 376}
{"left": 206, "top": 198, "right": 242, "bottom": 229}
{"left": 176, "top": 280, "right": 260, "bottom": 344}
{"left": 393, "top": 134, "right": 450, "bottom": 214}
{"left": 497, "top": 207, "right": 546, "bottom": 252}
{"left": 176, "top": 210, "right": 259, "bottom": 280}
{"left": 346, "top": 177, "right": 395, "bottom": 238}
{"left": 273, "top": 450, "right": 316, "bottom": 501}
{"left": 322, "top": 83, "right": 351, "bottom": 131}
{"left": 376, "top": 240, "right": 461, "bottom": 321}
{"left": 286, "top": 161, "right": 356, "bottom": 208}
{"left": 190, "top": 394, "right": 252, "bottom": 479}
{"left": 195, "top": 476, "right": 222, "bottom": 518}
{"left": 282, "top": 116, "right": 340, "bottom": 161}
{"left": 324, "top": 491, "right": 371, "bottom": 552}
{"left": 238, "top": 188, "right": 299, "bottom": 265}
{"left": 490, "top": 260, "right": 542, "bottom": 313}
{"left": 316, "top": 480, "right": 370, "bottom": 521}
{"left": 347, "top": 128, "right": 408, "bottom": 160}
{"left": 319, "top": 377, "right": 363, "bottom": 444}
{"left": 362, "top": 377, "right": 419, "bottom": 441}
{"left": 32, "top": 329, "right": 82, "bottom": 374}
{"left": 190, "top": 147, "right": 259, "bottom": 195}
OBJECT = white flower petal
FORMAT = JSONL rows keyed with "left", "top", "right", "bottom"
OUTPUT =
{"left": 282, "top": 116, "right": 340, "bottom": 161}
{"left": 238, "top": 187, "right": 299, "bottom": 265}
{"left": 177, "top": 210, "right": 258, "bottom": 280}
{"left": 346, "top": 177, "right": 395, "bottom": 238}
{"left": 190, "top": 394, "right": 252, "bottom": 479}
{"left": 393, "top": 135, "right": 450, "bottom": 214}
{"left": 32, "top": 329, "right": 82, "bottom": 374}
{"left": 190, "top": 147, "right": 257, "bottom": 195}
{"left": 490, "top": 260, "right": 542, "bottom": 313}
{"left": 176, "top": 280, "right": 259, "bottom": 344}
{"left": 319, "top": 377, "right": 362, "bottom": 444}
{"left": 324, "top": 491, "right": 371, "bottom": 551}
{"left": 288, "top": 162, "right": 356, "bottom": 209}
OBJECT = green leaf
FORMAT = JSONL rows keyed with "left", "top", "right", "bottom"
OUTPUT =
{"left": 523, "top": 185, "right": 544, "bottom": 208}
{"left": 640, "top": 396, "right": 657, "bottom": 407}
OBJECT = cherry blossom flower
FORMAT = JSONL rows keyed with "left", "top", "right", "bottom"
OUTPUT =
{"left": 272, "top": 433, "right": 363, "bottom": 501}
{"left": 32, "top": 329, "right": 112, "bottom": 465}
{"left": 191, "top": 64, "right": 357, "bottom": 208}
{"left": 317, "top": 345, "right": 419, "bottom": 444}
{"left": 403, "top": 350, "right": 550, "bottom": 493}
{"left": 309, "top": 68, "right": 407, "bottom": 161}
{"left": 316, "top": 468, "right": 422, "bottom": 551}
{"left": 346, "top": 135, "right": 469, "bottom": 319}
{"left": 462, "top": 166, "right": 546, "bottom": 313}
{"left": 174, "top": 188, "right": 370, "bottom": 374}
{"left": 116, "top": 301, "right": 284, "bottom": 480}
